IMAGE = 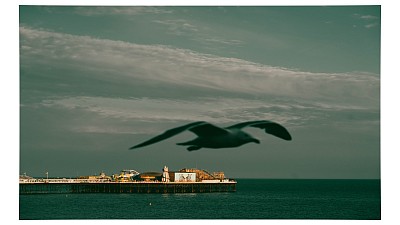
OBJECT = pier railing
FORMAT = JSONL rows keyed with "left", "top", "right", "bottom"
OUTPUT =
{"left": 19, "top": 178, "right": 112, "bottom": 183}
{"left": 19, "top": 178, "right": 236, "bottom": 184}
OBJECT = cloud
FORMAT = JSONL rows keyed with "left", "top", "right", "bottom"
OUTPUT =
{"left": 153, "top": 19, "right": 244, "bottom": 47}
{"left": 353, "top": 13, "right": 379, "bottom": 29}
{"left": 20, "top": 26, "right": 379, "bottom": 106}
{"left": 365, "top": 23, "right": 379, "bottom": 29}
{"left": 72, "top": 6, "right": 173, "bottom": 16}
{"left": 39, "top": 96, "right": 300, "bottom": 124}
{"left": 353, "top": 13, "right": 379, "bottom": 20}
{"left": 359, "top": 15, "right": 379, "bottom": 20}
{"left": 200, "top": 37, "right": 243, "bottom": 46}
{"left": 153, "top": 19, "right": 199, "bottom": 36}
{"left": 20, "top": 26, "right": 379, "bottom": 135}
{"left": 36, "top": 94, "right": 379, "bottom": 137}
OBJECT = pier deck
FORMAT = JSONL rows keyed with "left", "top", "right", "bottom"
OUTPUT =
{"left": 19, "top": 181, "right": 237, "bottom": 194}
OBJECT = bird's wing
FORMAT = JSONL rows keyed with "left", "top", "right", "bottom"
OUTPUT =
{"left": 226, "top": 120, "right": 292, "bottom": 141}
{"left": 188, "top": 123, "right": 230, "bottom": 137}
{"left": 129, "top": 121, "right": 207, "bottom": 149}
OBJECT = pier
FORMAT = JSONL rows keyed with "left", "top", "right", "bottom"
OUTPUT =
{"left": 19, "top": 166, "right": 237, "bottom": 194}
{"left": 19, "top": 181, "right": 237, "bottom": 194}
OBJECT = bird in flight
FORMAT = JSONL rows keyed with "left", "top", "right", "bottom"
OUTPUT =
{"left": 129, "top": 120, "right": 292, "bottom": 151}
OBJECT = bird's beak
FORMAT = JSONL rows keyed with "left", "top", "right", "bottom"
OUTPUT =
{"left": 252, "top": 138, "right": 260, "bottom": 144}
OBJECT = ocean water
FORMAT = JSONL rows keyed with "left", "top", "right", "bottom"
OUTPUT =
{"left": 19, "top": 179, "right": 380, "bottom": 220}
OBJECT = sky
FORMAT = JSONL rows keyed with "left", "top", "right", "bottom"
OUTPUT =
{"left": 19, "top": 6, "right": 381, "bottom": 179}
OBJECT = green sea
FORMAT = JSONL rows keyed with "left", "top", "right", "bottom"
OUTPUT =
{"left": 19, "top": 179, "right": 380, "bottom": 219}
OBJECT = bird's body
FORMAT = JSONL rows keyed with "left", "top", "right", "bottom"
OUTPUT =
{"left": 176, "top": 129, "right": 257, "bottom": 150}
{"left": 129, "top": 120, "right": 292, "bottom": 151}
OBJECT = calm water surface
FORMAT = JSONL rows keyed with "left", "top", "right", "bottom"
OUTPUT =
{"left": 19, "top": 179, "right": 380, "bottom": 219}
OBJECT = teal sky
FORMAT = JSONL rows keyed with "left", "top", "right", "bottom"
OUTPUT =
{"left": 20, "top": 6, "right": 380, "bottom": 73}
{"left": 20, "top": 6, "right": 380, "bottom": 178}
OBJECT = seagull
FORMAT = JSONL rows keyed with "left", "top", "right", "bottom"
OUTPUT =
{"left": 129, "top": 120, "right": 292, "bottom": 151}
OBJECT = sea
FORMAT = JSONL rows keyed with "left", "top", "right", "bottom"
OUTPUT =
{"left": 19, "top": 179, "right": 380, "bottom": 220}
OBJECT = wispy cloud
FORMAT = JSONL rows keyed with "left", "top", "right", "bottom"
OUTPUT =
{"left": 72, "top": 6, "right": 173, "bottom": 16}
{"left": 362, "top": 15, "right": 378, "bottom": 20}
{"left": 40, "top": 96, "right": 300, "bottom": 123}
{"left": 353, "top": 13, "right": 380, "bottom": 29}
{"left": 38, "top": 95, "right": 378, "bottom": 136}
{"left": 153, "top": 19, "right": 199, "bottom": 36}
{"left": 365, "top": 23, "right": 379, "bottom": 29}
{"left": 200, "top": 37, "right": 243, "bottom": 46}
{"left": 153, "top": 19, "right": 244, "bottom": 47}
{"left": 20, "top": 26, "right": 379, "bottom": 134}
{"left": 353, "top": 13, "right": 378, "bottom": 19}
{"left": 20, "top": 27, "right": 379, "bottom": 106}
